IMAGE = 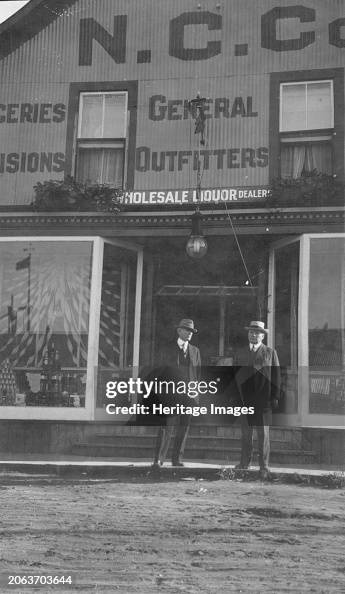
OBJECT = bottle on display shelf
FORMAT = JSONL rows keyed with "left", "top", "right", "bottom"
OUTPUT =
{"left": 40, "top": 349, "right": 50, "bottom": 393}
{"left": 54, "top": 349, "right": 61, "bottom": 371}
{"left": 50, "top": 349, "right": 63, "bottom": 404}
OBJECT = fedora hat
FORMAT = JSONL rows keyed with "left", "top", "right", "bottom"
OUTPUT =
{"left": 176, "top": 319, "right": 198, "bottom": 333}
{"left": 245, "top": 320, "right": 268, "bottom": 334}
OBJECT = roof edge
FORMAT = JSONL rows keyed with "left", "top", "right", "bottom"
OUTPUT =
{"left": 0, "top": 0, "right": 78, "bottom": 59}
{"left": 0, "top": 0, "right": 41, "bottom": 35}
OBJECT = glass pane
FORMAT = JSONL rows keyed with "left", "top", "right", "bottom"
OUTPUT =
{"left": 97, "top": 244, "right": 137, "bottom": 409}
{"left": 307, "top": 82, "right": 333, "bottom": 129}
{"left": 274, "top": 242, "right": 299, "bottom": 414}
{"left": 104, "top": 93, "right": 127, "bottom": 138}
{"left": 0, "top": 241, "right": 92, "bottom": 407}
{"left": 309, "top": 237, "right": 345, "bottom": 414}
{"left": 77, "top": 147, "right": 124, "bottom": 187}
{"left": 80, "top": 95, "right": 103, "bottom": 138}
{"left": 281, "top": 84, "right": 306, "bottom": 131}
{"left": 281, "top": 81, "right": 333, "bottom": 131}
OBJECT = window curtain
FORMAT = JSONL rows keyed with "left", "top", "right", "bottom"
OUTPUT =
{"left": 281, "top": 145, "right": 305, "bottom": 178}
{"left": 306, "top": 144, "right": 332, "bottom": 174}
{"left": 281, "top": 143, "right": 332, "bottom": 178}
{"left": 77, "top": 148, "right": 124, "bottom": 187}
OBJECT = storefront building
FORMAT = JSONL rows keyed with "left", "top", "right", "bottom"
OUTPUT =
{"left": 0, "top": 0, "right": 344, "bottom": 463}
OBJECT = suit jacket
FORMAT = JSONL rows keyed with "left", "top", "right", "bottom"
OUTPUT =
{"left": 234, "top": 343, "right": 281, "bottom": 411}
{"left": 138, "top": 340, "right": 201, "bottom": 419}
{"left": 161, "top": 340, "right": 201, "bottom": 382}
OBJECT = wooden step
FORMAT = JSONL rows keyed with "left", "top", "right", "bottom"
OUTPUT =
{"left": 71, "top": 442, "right": 317, "bottom": 464}
{"left": 68, "top": 424, "right": 315, "bottom": 465}
{"left": 88, "top": 425, "right": 303, "bottom": 443}
{"left": 77, "top": 434, "right": 304, "bottom": 451}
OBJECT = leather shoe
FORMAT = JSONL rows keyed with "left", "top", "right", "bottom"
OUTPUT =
{"left": 234, "top": 463, "right": 249, "bottom": 470}
{"left": 259, "top": 467, "right": 270, "bottom": 480}
{"left": 151, "top": 462, "right": 162, "bottom": 469}
{"left": 171, "top": 461, "right": 184, "bottom": 467}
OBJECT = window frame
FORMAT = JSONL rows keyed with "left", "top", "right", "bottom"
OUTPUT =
{"left": 75, "top": 91, "right": 128, "bottom": 188}
{"left": 279, "top": 80, "right": 334, "bottom": 178}
{"left": 269, "top": 69, "right": 344, "bottom": 182}
{"left": 65, "top": 81, "right": 138, "bottom": 191}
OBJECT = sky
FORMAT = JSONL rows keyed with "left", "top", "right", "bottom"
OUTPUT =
{"left": 0, "top": 1, "right": 30, "bottom": 24}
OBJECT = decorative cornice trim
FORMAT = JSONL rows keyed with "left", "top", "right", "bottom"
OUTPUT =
{"left": 0, "top": 208, "right": 343, "bottom": 233}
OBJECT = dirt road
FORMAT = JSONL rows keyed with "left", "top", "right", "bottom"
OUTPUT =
{"left": 0, "top": 474, "right": 344, "bottom": 593}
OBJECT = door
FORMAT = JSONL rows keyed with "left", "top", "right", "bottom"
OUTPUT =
{"left": 95, "top": 239, "right": 143, "bottom": 420}
{"left": 268, "top": 237, "right": 301, "bottom": 424}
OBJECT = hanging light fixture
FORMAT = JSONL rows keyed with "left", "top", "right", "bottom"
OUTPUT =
{"left": 186, "top": 93, "right": 208, "bottom": 260}
{"left": 186, "top": 207, "right": 208, "bottom": 259}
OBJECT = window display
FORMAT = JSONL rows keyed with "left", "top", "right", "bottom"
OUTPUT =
{"left": 309, "top": 237, "right": 345, "bottom": 414}
{"left": 0, "top": 241, "right": 92, "bottom": 407}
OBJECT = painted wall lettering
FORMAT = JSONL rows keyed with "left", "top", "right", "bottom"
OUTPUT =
{"left": 135, "top": 146, "right": 268, "bottom": 173}
{"left": 169, "top": 11, "right": 222, "bottom": 61}
{"left": 261, "top": 6, "right": 315, "bottom": 51}
{"left": 77, "top": 6, "right": 345, "bottom": 67}
{"left": 329, "top": 18, "right": 345, "bottom": 48}
{"left": 79, "top": 16, "right": 127, "bottom": 66}
{"left": 0, "top": 152, "right": 65, "bottom": 174}
{"left": 149, "top": 95, "right": 258, "bottom": 121}
{"left": 0, "top": 103, "right": 66, "bottom": 124}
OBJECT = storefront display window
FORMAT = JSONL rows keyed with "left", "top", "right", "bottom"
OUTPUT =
{"left": 309, "top": 237, "right": 345, "bottom": 414}
{"left": 0, "top": 240, "right": 92, "bottom": 408}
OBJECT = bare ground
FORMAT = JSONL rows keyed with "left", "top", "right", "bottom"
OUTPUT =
{"left": 0, "top": 474, "right": 344, "bottom": 593}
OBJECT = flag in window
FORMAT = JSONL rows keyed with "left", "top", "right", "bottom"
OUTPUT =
{"left": 15, "top": 255, "right": 30, "bottom": 270}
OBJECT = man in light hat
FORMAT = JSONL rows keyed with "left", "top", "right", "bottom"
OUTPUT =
{"left": 234, "top": 321, "right": 281, "bottom": 479}
{"left": 153, "top": 318, "right": 201, "bottom": 467}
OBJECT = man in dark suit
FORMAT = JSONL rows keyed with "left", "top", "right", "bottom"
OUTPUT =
{"left": 152, "top": 318, "right": 201, "bottom": 467}
{"left": 234, "top": 321, "right": 281, "bottom": 479}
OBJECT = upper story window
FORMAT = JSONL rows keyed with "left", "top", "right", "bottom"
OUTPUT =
{"left": 76, "top": 92, "right": 128, "bottom": 188}
{"left": 279, "top": 81, "right": 334, "bottom": 178}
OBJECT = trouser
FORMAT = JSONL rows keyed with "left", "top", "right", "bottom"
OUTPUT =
{"left": 154, "top": 415, "right": 191, "bottom": 464}
{"left": 239, "top": 411, "right": 271, "bottom": 469}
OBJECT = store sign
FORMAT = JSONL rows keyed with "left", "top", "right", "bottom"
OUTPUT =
{"left": 136, "top": 94, "right": 267, "bottom": 173}
{"left": 121, "top": 187, "right": 269, "bottom": 206}
{"left": 79, "top": 7, "right": 345, "bottom": 67}
{"left": 0, "top": 103, "right": 67, "bottom": 174}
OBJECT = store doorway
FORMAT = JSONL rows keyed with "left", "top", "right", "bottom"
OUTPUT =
{"left": 143, "top": 235, "right": 268, "bottom": 366}
{"left": 154, "top": 288, "right": 257, "bottom": 364}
